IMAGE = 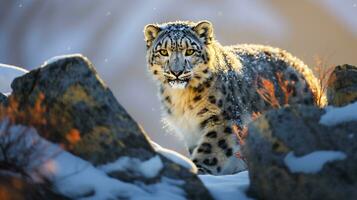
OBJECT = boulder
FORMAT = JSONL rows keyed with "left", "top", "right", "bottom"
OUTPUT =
{"left": 327, "top": 64, "right": 357, "bottom": 106}
{"left": 11, "top": 55, "right": 154, "bottom": 164}
{"left": 10, "top": 54, "right": 212, "bottom": 199}
{"left": 243, "top": 105, "right": 357, "bottom": 200}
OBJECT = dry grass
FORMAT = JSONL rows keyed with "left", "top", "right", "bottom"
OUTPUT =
{"left": 312, "top": 56, "right": 335, "bottom": 106}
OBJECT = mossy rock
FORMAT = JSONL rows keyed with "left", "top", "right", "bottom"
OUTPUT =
{"left": 243, "top": 105, "right": 357, "bottom": 200}
{"left": 327, "top": 64, "right": 357, "bottom": 106}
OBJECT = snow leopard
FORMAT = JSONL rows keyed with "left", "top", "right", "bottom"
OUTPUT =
{"left": 144, "top": 20, "right": 326, "bottom": 175}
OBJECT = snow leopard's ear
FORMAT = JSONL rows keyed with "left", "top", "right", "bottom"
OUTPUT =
{"left": 193, "top": 21, "right": 213, "bottom": 44}
{"left": 144, "top": 24, "right": 161, "bottom": 48}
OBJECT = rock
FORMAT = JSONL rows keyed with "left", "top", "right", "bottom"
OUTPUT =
{"left": 0, "top": 174, "right": 68, "bottom": 200}
{"left": 327, "top": 64, "right": 357, "bottom": 106}
{"left": 0, "top": 93, "right": 7, "bottom": 106}
{"left": 243, "top": 105, "right": 357, "bottom": 200}
{"left": 10, "top": 54, "right": 212, "bottom": 199}
{"left": 11, "top": 55, "right": 151, "bottom": 164}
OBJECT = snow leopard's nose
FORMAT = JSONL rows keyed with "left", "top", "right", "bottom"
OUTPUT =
{"left": 170, "top": 69, "right": 183, "bottom": 77}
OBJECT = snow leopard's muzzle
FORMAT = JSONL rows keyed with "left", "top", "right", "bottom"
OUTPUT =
{"left": 163, "top": 59, "right": 193, "bottom": 89}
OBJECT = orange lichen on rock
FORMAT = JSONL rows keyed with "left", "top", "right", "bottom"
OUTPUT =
{"left": 65, "top": 129, "right": 81, "bottom": 150}
{"left": 0, "top": 93, "right": 82, "bottom": 151}
{"left": 0, "top": 93, "right": 47, "bottom": 127}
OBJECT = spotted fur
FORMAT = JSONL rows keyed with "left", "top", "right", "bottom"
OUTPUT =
{"left": 144, "top": 20, "right": 326, "bottom": 175}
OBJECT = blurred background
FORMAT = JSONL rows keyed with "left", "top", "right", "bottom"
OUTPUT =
{"left": 1, "top": 0, "right": 356, "bottom": 155}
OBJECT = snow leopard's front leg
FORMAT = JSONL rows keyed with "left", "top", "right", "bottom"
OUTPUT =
{"left": 190, "top": 121, "right": 247, "bottom": 175}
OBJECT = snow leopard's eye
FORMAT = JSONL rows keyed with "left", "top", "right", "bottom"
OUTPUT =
{"left": 159, "top": 49, "right": 169, "bottom": 56}
{"left": 185, "top": 49, "right": 195, "bottom": 56}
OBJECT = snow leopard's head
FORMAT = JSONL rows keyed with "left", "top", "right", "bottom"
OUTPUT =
{"left": 144, "top": 21, "right": 214, "bottom": 89}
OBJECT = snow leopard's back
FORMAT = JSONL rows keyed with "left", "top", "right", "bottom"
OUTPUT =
{"left": 224, "top": 44, "right": 326, "bottom": 116}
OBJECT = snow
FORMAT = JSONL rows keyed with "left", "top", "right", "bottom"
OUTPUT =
{"left": 0, "top": 63, "right": 28, "bottom": 93}
{"left": 284, "top": 151, "right": 347, "bottom": 174}
{"left": 0, "top": 119, "right": 187, "bottom": 200}
{"left": 199, "top": 171, "right": 252, "bottom": 200}
{"left": 42, "top": 53, "right": 87, "bottom": 67}
{"left": 319, "top": 102, "right": 357, "bottom": 126}
{"left": 43, "top": 151, "right": 186, "bottom": 200}
{"left": 98, "top": 155, "right": 163, "bottom": 179}
{"left": 150, "top": 140, "right": 197, "bottom": 173}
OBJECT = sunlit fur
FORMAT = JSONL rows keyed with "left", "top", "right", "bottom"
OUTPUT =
{"left": 144, "top": 21, "right": 326, "bottom": 175}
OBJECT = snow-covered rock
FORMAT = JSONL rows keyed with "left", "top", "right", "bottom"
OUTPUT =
{"left": 98, "top": 155, "right": 164, "bottom": 179}
{"left": 284, "top": 151, "right": 346, "bottom": 174}
{"left": 244, "top": 105, "right": 357, "bottom": 200}
{"left": 319, "top": 102, "right": 357, "bottom": 126}
{"left": 45, "top": 150, "right": 188, "bottom": 200}
{"left": 150, "top": 140, "right": 197, "bottom": 173}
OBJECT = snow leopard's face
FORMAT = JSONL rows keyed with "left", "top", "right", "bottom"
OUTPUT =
{"left": 144, "top": 21, "right": 213, "bottom": 89}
